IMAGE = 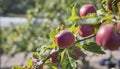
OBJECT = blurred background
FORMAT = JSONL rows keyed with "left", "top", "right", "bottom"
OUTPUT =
{"left": 1, "top": 0, "right": 120, "bottom": 69}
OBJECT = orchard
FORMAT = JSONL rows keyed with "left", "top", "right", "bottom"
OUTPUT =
{"left": 5, "top": 0, "right": 120, "bottom": 69}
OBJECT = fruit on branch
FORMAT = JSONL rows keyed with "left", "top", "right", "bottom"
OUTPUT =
{"left": 50, "top": 50, "right": 59, "bottom": 63}
{"left": 68, "top": 46, "right": 85, "bottom": 60}
{"left": 78, "top": 24, "right": 94, "bottom": 37}
{"left": 55, "top": 30, "right": 75, "bottom": 48}
{"left": 79, "top": 4, "right": 96, "bottom": 17}
{"left": 96, "top": 24, "right": 120, "bottom": 51}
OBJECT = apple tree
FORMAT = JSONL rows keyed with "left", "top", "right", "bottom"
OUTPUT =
{"left": 12, "top": 0, "right": 120, "bottom": 69}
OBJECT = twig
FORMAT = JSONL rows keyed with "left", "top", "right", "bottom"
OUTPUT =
{"left": 74, "top": 34, "right": 96, "bottom": 44}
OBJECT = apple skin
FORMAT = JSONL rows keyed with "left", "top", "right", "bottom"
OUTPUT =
{"left": 78, "top": 24, "right": 94, "bottom": 37}
{"left": 79, "top": 4, "right": 96, "bottom": 17}
{"left": 117, "top": 23, "right": 120, "bottom": 34}
{"left": 50, "top": 51, "right": 59, "bottom": 63}
{"left": 68, "top": 46, "right": 85, "bottom": 60}
{"left": 96, "top": 24, "right": 120, "bottom": 51}
{"left": 55, "top": 30, "right": 75, "bottom": 48}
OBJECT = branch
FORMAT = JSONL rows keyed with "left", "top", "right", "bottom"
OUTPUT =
{"left": 74, "top": 34, "right": 96, "bottom": 44}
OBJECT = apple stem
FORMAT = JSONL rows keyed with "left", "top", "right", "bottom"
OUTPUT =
{"left": 74, "top": 34, "right": 96, "bottom": 44}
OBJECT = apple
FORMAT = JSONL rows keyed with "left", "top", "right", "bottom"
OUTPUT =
{"left": 79, "top": 4, "right": 96, "bottom": 17}
{"left": 96, "top": 24, "right": 120, "bottom": 51}
{"left": 117, "top": 23, "right": 120, "bottom": 31}
{"left": 68, "top": 46, "right": 85, "bottom": 60}
{"left": 50, "top": 51, "right": 59, "bottom": 63}
{"left": 78, "top": 24, "right": 94, "bottom": 37}
{"left": 55, "top": 30, "right": 75, "bottom": 48}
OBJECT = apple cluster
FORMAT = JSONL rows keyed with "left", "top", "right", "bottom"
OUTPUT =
{"left": 50, "top": 3, "right": 120, "bottom": 66}
{"left": 54, "top": 4, "right": 120, "bottom": 51}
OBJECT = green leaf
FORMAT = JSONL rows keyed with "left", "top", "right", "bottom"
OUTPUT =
{"left": 26, "top": 59, "right": 33, "bottom": 67}
{"left": 32, "top": 52, "right": 39, "bottom": 59}
{"left": 68, "top": 56, "right": 77, "bottom": 69}
{"left": 82, "top": 42, "right": 105, "bottom": 54}
{"left": 60, "top": 49, "right": 66, "bottom": 62}
{"left": 46, "top": 62, "right": 58, "bottom": 69}
{"left": 68, "top": 3, "right": 80, "bottom": 22}
{"left": 77, "top": 16, "right": 101, "bottom": 25}
{"left": 12, "top": 66, "right": 23, "bottom": 69}
{"left": 68, "top": 23, "right": 78, "bottom": 34}
{"left": 50, "top": 30, "right": 58, "bottom": 41}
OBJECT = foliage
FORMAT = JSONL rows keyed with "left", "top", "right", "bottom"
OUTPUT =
{"left": 1, "top": 0, "right": 120, "bottom": 69}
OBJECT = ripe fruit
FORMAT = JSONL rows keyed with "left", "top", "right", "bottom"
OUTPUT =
{"left": 79, "top": 4, "right": 96, "bottom": 17}
{"left": 68, "top": 46, "right": 85, "bottom": 60}
{"left": 78, "top": 24, "right": 94, "bottom": 37}
{"left": 96, "top": 24, "right": 120, "bottom": 51}
{"left": 55, "top": 30, "right": 75, "bottom": 48}
{"left": 50, "top": 50, "right": 59, "bottom": 63}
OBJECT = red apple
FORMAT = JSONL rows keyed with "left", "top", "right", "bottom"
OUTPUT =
{"left": 78, "top": 24, "right": 94, "bottom": 37}
{"left": 79, "top": 4, "right": 96, "bottom": 17}
{"left": 55, "top": 30, "right": 75, "bottom": 48}
{"left": 50, "top": 51, "right": 59, "bottom": 63}
{"left": 96, "top": 24, "right": 120, "bottom": 51}
{"left": 68, "top": 46, "right": 85, "bottom": 60}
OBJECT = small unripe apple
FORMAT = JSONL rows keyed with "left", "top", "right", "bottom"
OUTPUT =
{"left": 78, "top": 24, "right": 94, "bottom": 37}
{"left": 96, "top": 24, "right": 120, "bottom": 51}
{"left": 55, "top": 30, "right": 75, "bottom": 48}
{"left": 50, "top": 50, "right": 59, "bottom": 63}
{"left": 68, "top": 46, "right": 85, "bottom": 60}
{"left": 79, "top": 4, "right": 96, "bottom": 17}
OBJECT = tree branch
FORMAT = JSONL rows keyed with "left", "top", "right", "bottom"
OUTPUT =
{"left": 74, "top": 34, "right": 96, "bottom": 44}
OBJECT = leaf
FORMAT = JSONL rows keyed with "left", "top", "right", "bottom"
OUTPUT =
{"left": 82, "top": 42, "right": 105, "bottom": 54}
{"left": 12, "top": 66, "right": 23, "bottom": 69}
{"left": 46, "top": 62, "right": 58, "bottom": 69}
{"left": 49, "top": 30, "right": 58, "bottom": 41}
{"left": 32, "top": 52, "right": 39, "bottom": 59}
{"left": 26, "top": 59, "right": 33, "bottom": 67}
{"left": 69, "top": 23, "right": 78, "bottom": 34}
{"left": 68, "top": 3, "right": 80, "bottom": 22}
{"left": 77, "top": 16, "right": 102, "bottom": 25}
{"left": 60, "top": 49, "right": 66, "bottom": 62}
{"left": 68, "top": 56, "right": 77, "bottom": 69}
